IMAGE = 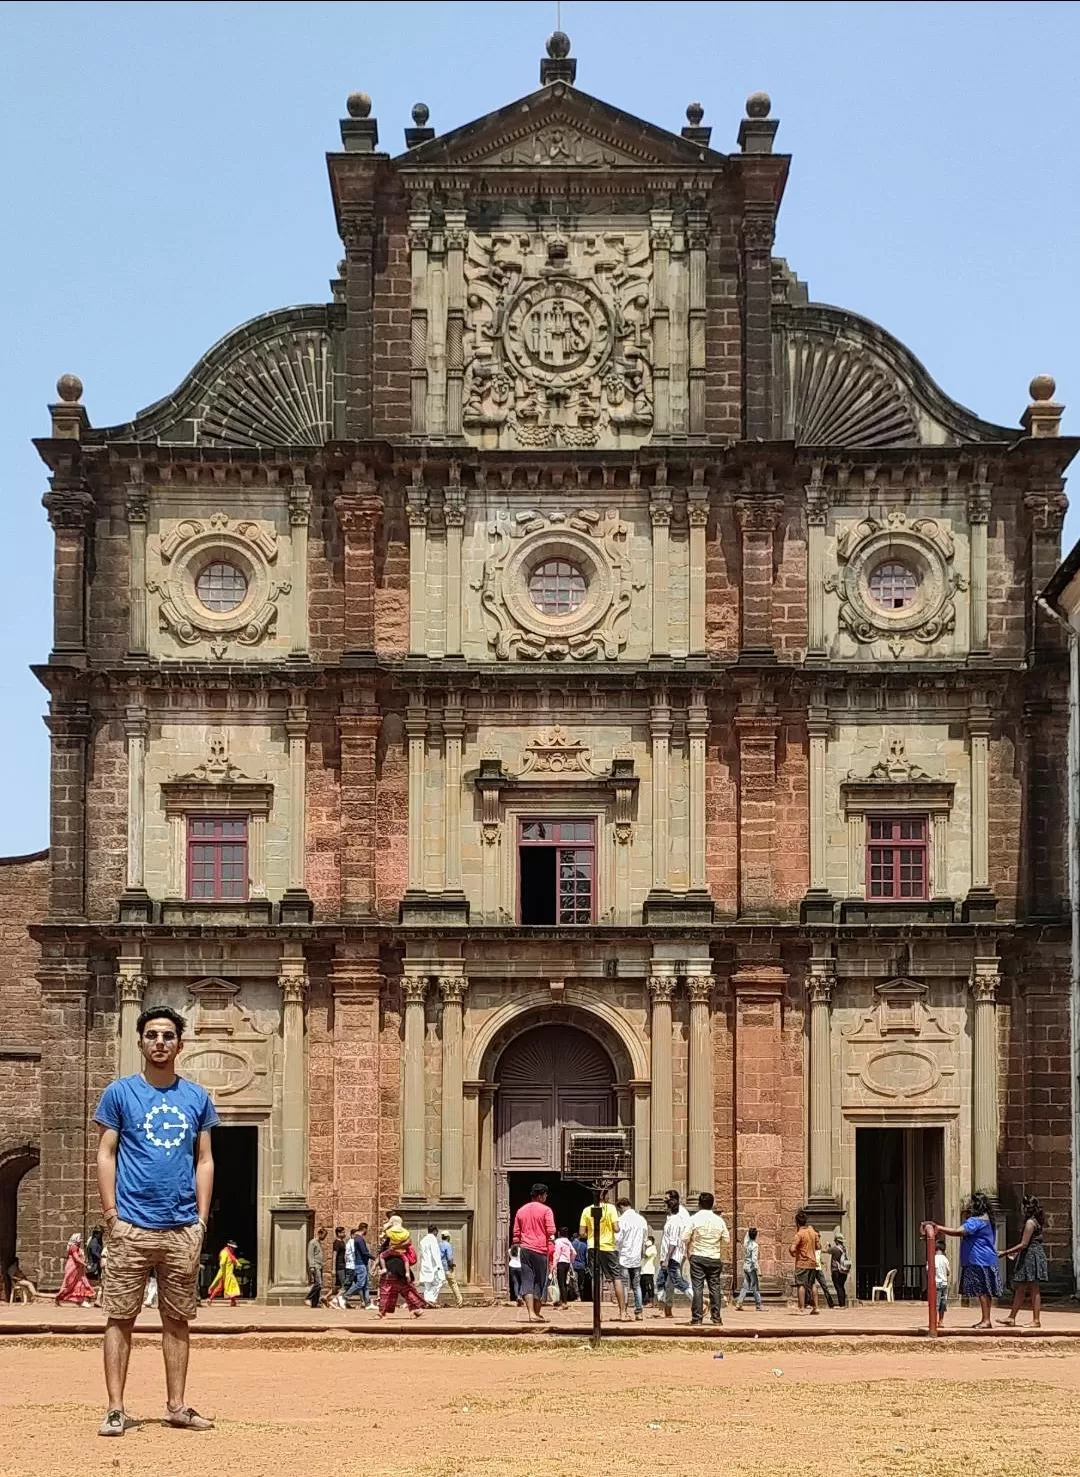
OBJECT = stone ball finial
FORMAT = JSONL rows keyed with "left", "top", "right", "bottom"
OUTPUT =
{"left": 746, "top": 91, "right": 772, "bottom": 119}
{"left": 56, "top": 374, "right": 83, "bottom": 404}
{"left": 546, "top": 29, "right": 571, "bottom": 59}
{"left": 346, "top": 91, "right": 372, "bottom": 119}
{"left": 1030, "top": 373, "right": 1057, "bottom": 402}
{"left": 336, "top": 259, "right": 347, "bottom": 276}
{"left": 411, "top": 101, "right": 430, "bottom": 127}
{"left": 686, "top": 101, "right": 705, "bottom": 126}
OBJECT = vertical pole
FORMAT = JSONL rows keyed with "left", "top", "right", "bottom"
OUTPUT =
{"left": 925, "top": 1220, "right": 938, "bottom": 1338}
{"left": 592, "top": 1187, "right": 602, "bottom": 1348}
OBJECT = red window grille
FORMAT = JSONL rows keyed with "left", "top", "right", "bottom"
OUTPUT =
{"left": 866, "top": 816, "right": 928, "bottom": 900}
{"left": 518, "top": 819, "right": 595, "bottom": 924}
{"left": 187, "top": 817, "right": 248, "bottom": 901}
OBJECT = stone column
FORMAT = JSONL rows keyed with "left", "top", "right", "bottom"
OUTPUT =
{"left": 650, "top": 498, "right": 672, "bottom": 656}
{"left": 334, "top": 488, "right": 382, "bottom": 655}
{"left": 631, "top": 1082, "right": 652, "bottom": 1208}
{"left": 402, "top": 969, "right": 428, "bottom": 1199}
{"left": 688, "top": 499, "right": 709, "bottom": 654}
{"left": 687, "top": 210, "right": 708, "bottom": 435}
{"left": 406, "top": 696, "right": 427, "bottom": 895}
{"left": 283, "top": 696, "right": 311, "bottom": 917}
{"left": 740, "top": 210, "right": 776, "bottom": 439}
{"left": 806, "top": 701, "right": 831, "bottom": 915}
{"left": 339, "top": 685, "right": 379, "bottom": 919}
{"left": 331, "top": 954, "right": 383, "bottom": 1225}
{"left": 687, "top": 691, "right": 709, "bottom": 895}
{"left": 648, "top": 973, "right": 676, "bottom": 1199}
{"left": 806, "top": 954, "right": 836, "bottom": 1204}
{"left": 123, "top": 705, "right": 147, "bottom": 893}
{"left": 439, "top": 974, "right": 467, "bottom": 1199}
{"left": 686, "top": 973, "right": 715, "bottom": 1198}
{"left": 43, "top": 475, "right": 93, "bottom": 659}
{"left": 968, "top": 479, "right": 990, "bottom": 654}
{"left": 806, "top": 468, "right": 827, "bottom": 657}
{"left": 444, "top": 210, "right": 467, "bottom": 437}
{"left": 649, "top": 209, "right": 673, "bottom": 435}
{"left": 734, "top": 698, "right": 780, "bottom": 920}
{"left": 408, "top": 206, "right": 430, "bottom": 436}
{"left": 732, "top": 951, "right": 788, "bottom": 1277}
{"left": 268, "top": 946, "right": 313, "bottom": 1303}
{"left": 407, "top": 489, "right": 428, "bottom": 656}
{"left": 442, "top": 699, "right": 464, "bottom": 895}
{"left": 116, "top": 951, "right": 145, "bottom": 1078}
{"left": 341, "top": 206, "right": 376, "bottom": 438}
{"left": 970, "top": 705, "right": 991, "bottom": 892}
{"left": 45, "top": 704, "right": 90, "bottom": 920}
{"left": 650, "top": 692, "right": 672, "bottom": 893}
{"left": 970, "top": 957, "right": 1000, "bottom": 1198}
{"left": 288, "top": 473, "right": 311, "bottom": 659}
{"left": 249, "top": 812, "right": 268, "bottom": 897}
{"left": 126, "top": 471, "right": 148, "bottom": 656}
{"left": 444, "top": 485, "right": 465, "bottom": 657}
{"left": 36, "top": 946, "right": 91, "bottom": 1284}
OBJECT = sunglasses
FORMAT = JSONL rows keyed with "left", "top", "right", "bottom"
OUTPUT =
{"left": 142, "top": 1031, "right": 177, "bottom": 1044}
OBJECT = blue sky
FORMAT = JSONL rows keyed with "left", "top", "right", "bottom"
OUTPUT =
{"left": 2, "top": 0, "right": 1078, "bottom": 855}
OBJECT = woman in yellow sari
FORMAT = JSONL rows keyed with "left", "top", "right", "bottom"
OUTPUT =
{"left": 207, "top": 1241, "right": 241, "bottom": 1306}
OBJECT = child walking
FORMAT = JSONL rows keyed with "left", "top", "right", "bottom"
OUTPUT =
{"left": 935, "top": 1240, "right": 950, "bottom": 1326}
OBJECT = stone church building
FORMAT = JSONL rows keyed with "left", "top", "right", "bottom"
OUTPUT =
{"left": 2, "top": 36, "right": 1077, "bottom": 1300}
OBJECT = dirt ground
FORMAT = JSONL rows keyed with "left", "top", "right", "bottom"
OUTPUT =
{"left": 1, "top": 1336, "right": 1078, "bottom": 1477}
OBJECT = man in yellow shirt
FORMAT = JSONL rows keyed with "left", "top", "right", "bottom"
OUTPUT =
{"left": 579, "top": 1192, "right": 626, "bottom": 1318}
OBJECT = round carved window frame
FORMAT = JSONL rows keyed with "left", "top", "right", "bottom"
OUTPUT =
{"left": 503, "top": 530, "right": 614, "bottom": 642}
{"left": 841, "top": 530, "right": 947, "bottom": 640}
{"left": 170, "top": 534, "right": 270, "bottom": 638}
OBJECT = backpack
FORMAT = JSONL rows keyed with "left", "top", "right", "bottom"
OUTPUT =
{"left": 838, "top": 1250, "right": 851, "bottom": 1274}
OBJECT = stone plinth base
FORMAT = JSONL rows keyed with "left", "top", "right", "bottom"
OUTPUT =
{"left": 643, "top": 889, "right": 715, "bottom": 924}
{"left": 280, "top": 888, "right": 314, "bottom": 924}
{"left": 962, "top": 888, "right": 998, "bottom": 922}
{"left": 118, "top": 888, "right": 153, "bottom": 923}
{"left": 266, "top": 1200, "right": 313, "bottom": 1304}
{"left": 800, "top": 890, "right": 836, "bottom": 924}
{"left": 400, "top": 890, "right": 470, "bottom": 925}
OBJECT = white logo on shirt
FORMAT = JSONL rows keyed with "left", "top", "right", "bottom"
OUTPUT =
{"left": 142, "top": 1100, "right": 190, "bottom": 1153}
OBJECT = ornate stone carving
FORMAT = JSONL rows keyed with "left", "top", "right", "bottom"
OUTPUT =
{"left": 439, "top": 976, "right": 467, "bottom": 1005}
{"left": 648, "top": 973, "right": 676, "bottom": 1005}
{"left": 825, "top": 511, "right": 965, "bottom": 658}
{"left": 807, "top": 958, "right": 835, "bottom": 1005}
{"left": 181, "top": 978, "right": 273, "bottom": 1105}
{"left": 784, "top": 332, "right": 919, "bottom": 448}
{"left": 519, "top": 726, "right": 598, "bottom": 777}
{"left": 472, "top": 506, "right": 639, "bottom": 661}
{"left": 969, "top": 961, "right": 1000, "bottom": 1005}
{"left": 462, "top": 228, "right": 653, "bottom": 450}
{"left": 402, "top": 974, "right": 429, "bottom": 1007}
{"left": 842, "top": 978, "right": 959, "bottom": 1107}
{"left": 194, "top": 330, "right": 333, "bottom": 447}
{"left": 148, "top": 513, "right": 290, "bottom": 658}
{"left": 175, "top": 730, "right": 254, "bottom": 785}
{"left": 685, "top": 974, "right": 715, "bottom": 1006}
{"left": 848, "top": 735, "right": 930, "bottom": 784}
{"left": 844, "top": 978, "right": 959, "bottom": 1043}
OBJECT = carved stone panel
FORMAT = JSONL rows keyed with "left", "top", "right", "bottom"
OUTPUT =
{"left": 180, "top": 978, "right": 275, "bottom": 1109}
{"left": 841, "top": 978, "right": 960, "bottom": 1109}
{"left": 462, "top": 229, "right": 653, "bottom": 450}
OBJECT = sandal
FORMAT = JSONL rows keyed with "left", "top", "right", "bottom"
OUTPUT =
{"left": 98, "top": 1408, "right": 126, "bottom": 1438}
{"left": 166, "top": 1405, "right": 214, "bottom": 1430}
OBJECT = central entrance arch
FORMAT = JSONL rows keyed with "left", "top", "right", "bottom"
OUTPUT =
{"left": 494, "top": 1024, "right": 615, "bottom": 1293}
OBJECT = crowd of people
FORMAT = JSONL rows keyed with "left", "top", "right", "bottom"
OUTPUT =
{"left": 301, "top": 1218, "right": 466, "bottom": 1317}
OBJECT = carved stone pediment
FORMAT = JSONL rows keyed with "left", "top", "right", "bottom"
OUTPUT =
{"left": 519, "top": 726, "right": 598, "bottom": 777}
{"left": 182, "top": 978, "right": 273, "bottom": 1106}
{"left": 399, "top": 88, "right": 724, "bottom": 172}
{"left": 162, "top": 731, "right": 273, "bottom": 815}
{"left": 844, "top": 978, "right": 959, "bottom": 1044}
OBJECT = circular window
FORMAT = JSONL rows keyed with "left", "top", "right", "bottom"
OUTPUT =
{"left": 196, "top": 561, "right": 248, "bottom": 613}
{"left": 868, "top": 561, "right": 918, "bottom": 611}
{"left": 528, "top": 559, "right": 587, "bottom": 616}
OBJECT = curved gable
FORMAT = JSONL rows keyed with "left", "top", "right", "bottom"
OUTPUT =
{"left": 88, "top": 305, "right": 343, "bottom": 448}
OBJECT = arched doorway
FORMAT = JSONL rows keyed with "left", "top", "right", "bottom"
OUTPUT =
{"left": 0, "top": 1147, "right": 39, "bottom": 1300}
{"left": 494, "top": 1024, "right": 615, "bottom": 1292}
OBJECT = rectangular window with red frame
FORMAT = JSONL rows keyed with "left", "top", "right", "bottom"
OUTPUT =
{"left": 518, "top": 819, "right": 595, "bottom": 924}
{"left": 187, "top": 817, "right": 248, "bottom": 901}
{"left": 866, "top": 816, "right": 928, "bottom": 899}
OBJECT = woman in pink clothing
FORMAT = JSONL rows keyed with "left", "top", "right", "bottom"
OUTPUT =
{"left": 511, "top": 1183, "right": 556, "bottom": 1323}
{"left": 55, "top": 1234, "right": 96, "bottom": 1306}
{"left": 553, "top": 1228, "right": 576, "bottom": 1309}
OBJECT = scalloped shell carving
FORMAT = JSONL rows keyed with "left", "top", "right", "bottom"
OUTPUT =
{"left": 196, "top": 329, "right": 333, "bottom": 447}
{"left": 788, "top": 336, "right": 918, "bottom": 448}
{"left": 497, "top": 1025, "right": 613, "bottom": 1088}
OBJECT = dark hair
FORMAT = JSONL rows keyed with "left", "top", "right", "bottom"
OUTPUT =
{"left": 335, "top": 1225, "right": 345, "bottom": 1236}
{"left": 1022, "top": 1195, "right": 1045, "bottom": 1227}
{"left": 559, "top": 1226, "right": 569, "bottom": 1238}
{"left": 697, "top": 1192, "right": 715, "bottom": 1211}
{"left": 427, "top": 1223, "right": 439, "bottom": 1234}
{"left": 968, "top": 1191, "right": 992, "bottom": 1219}
{"left": 531, "top": 1182, "right": 548, "bottom": 1199}
{"left": 358, "top": 1221, "right": 368, "bottom": 1232}
{"left": 936, "top": 1239, "right": 946, "bottom": 1252}
{"left": 664, "top": 1189, "right": 680, "bottom": 1207}
{"left": 616, "top": 1197, "right": 631, "bottom": 1210}
{"left": 137, "top": 1006, "right": 186, "bottom": 1040}
{"left": 748, "top": 1227, "right": 758, "bottom": 1239}
{"left": 795, "top": 1210, "right": 808, "bottom": 1227}
{"left": 317, "top": 1226, "right": 327, "bottom": 1236}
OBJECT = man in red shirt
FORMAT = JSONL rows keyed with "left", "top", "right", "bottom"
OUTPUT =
{"left": 511, "top": 1183, "right": 556, "bottom": 1323}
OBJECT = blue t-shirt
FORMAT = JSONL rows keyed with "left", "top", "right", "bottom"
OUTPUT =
{"left": 440, "top": 1239, "right": 454, "bottom": 1270}
{"left": 960, "top": 1214, "right": 998, "bottom": 1269}
{"left": 94, "top": 1074, "right": 218, "bottom": 1230}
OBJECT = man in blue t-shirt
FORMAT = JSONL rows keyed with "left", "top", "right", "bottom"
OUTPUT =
{"left": 94, "top": 1005, "right": 218, "bottom": 1437}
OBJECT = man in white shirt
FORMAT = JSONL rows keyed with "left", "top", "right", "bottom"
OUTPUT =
{"left": 614, "top": 1197, "right": 648, "bottom": 1322}
{"left": 656, "top": 1189, "right": 691, "bottom": 1319}
{"left": 681, "top": 1191, "right": 731, "bottom": 1327}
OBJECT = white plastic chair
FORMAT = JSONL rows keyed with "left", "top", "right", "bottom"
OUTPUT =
{"left": 871, "top": 1268, "right": 897, "bottom": 1302}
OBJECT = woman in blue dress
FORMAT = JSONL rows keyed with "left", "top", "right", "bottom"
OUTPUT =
{"left": 937, "top": 1191, "right": 1000, "bottom": 1330}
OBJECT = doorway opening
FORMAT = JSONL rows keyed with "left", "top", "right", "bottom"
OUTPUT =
{"left": 205, "top": 1125, "right": 258, "bottom": 1298}
{"left": 855, "top": 1126, "right": 943, "bottom": 1300}
{"left": 0, "top": 1148, "right": 38, "bottom": 1300}
{"left": 507, "top": 1171, "right": 594, "bottom": 1244}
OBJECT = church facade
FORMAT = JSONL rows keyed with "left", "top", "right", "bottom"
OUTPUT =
{"left": 3, "top": 37, "right": 1078, "bottom": 1300}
